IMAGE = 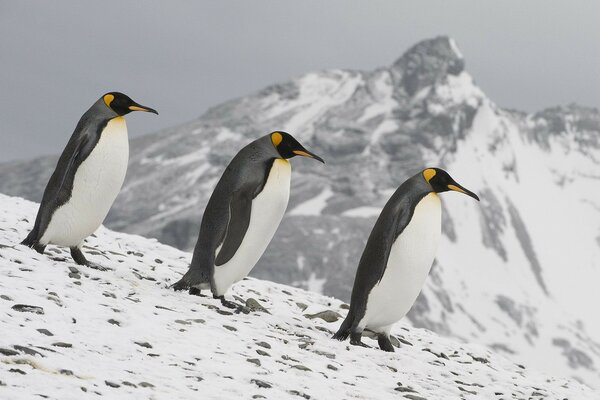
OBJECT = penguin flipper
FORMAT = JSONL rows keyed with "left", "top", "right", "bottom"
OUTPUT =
{"left": 27, "top": 122, "right": 101, "bottom": 244}
{"left": 214, "top": 189, "right": 253, "bottom": 266}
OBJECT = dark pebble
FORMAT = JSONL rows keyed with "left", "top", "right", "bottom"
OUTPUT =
{"left": 256, "top": 341, "right": 271, "bottom": 349}
{"left": 60, "top": 369, "right": 74, "bottom": 376}
{"left": 327, "top": 364, "right": 338, "bottom": 371}
{"left": 14, "top": 345, "right": 44, "bottom": 357}
{"left": 134, "top": 341, "right": 153, "bottom": 349}
{"left": 404, "top": 395, "right": 427, "bottom": 400}
{"left": 256, "top": 349, "right": 270, "bottom": 357}
{"left": 9, "top": 368, "right": 26, "bottom": 374}
{"left": 105, "top": 380, "right": 120, "bottom": 388}
{"left": 108, "top": 319, "right": 120, "bottom": 326}
{"left": 251, "top": 379, "right": 272, "bottom": 389}
{"left": 52, "top": 342, "right": 72, "bottom": 348}
{"left": 11, "top": 304, "right": 44, "bottom": 314}
{"left": 303, "top": 310, "right": 342, "bottom": 323}
{"left": 247, "top": 358, "right": 261, "bottom": 367}
{"left": 0, "top": 348, "right": 19, "bottom": 356}
{"left": 292, "top": 365, "right": 312, "bottom": 372}
{"left": 288, "top": 390, "right": 311, "bottom": 399}
{"left": 139, "top": 382, "right": 154, "bottom": 388}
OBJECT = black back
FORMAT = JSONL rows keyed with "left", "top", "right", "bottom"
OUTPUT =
{"left": 346, "top": 171, "right": 433, "bottom": 329}
{"left": 24, "top": 97, "right": 118, "bottom": 244}
{"left": 185, "top": 134, "right": 281, "bottom": 287}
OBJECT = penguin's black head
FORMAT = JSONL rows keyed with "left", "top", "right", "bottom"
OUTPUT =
{"left": 270, "top": 131, "right": 325, "bottom": 163}
{"left": 102, "top": 92, "right": 158, "bottom": 116}
{"left": 422, "top": 168, "right": 479, "bottom": 201}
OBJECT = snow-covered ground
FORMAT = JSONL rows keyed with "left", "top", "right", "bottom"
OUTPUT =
{"left": 1, "top": 194, "right": 598, "bottom": 399}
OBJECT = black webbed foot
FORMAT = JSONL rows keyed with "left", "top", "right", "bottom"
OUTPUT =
{"left": 350, "top": 331, "right": 370, "bottom": 348}
{"left": 188, "top": 287, "right": 202, "bottom": 296}
{"left": 70, "top": 247, "right": 108, "bottom": 271}
{"left": 378, "top": 335, "right": 395, "bottom": 352}
{"left": 214, "top": 295, "right": 249, "bottom": 314}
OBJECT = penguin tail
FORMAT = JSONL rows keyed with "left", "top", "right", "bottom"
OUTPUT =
{"left": 21, "top": 231, "right": 45, "bottom": 254}
{"left": 332, "top": 314, "right": 353, "bottom": 341}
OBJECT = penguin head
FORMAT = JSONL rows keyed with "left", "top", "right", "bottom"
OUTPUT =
{"left": 422, "top": 168, "right": 479, "bottom": 201}
{"left": 102, "top": 92, "right": 158, "bottom": 116}
{"left": 270, "top": 131, "right": 325, "bottom": 163}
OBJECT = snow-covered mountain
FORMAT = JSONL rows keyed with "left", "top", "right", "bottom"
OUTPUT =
{"left": 1, "top": 36, "right": 600, "bottom": 387}
{"left": 1, "top": 194, "right": 598, "bottom": 399}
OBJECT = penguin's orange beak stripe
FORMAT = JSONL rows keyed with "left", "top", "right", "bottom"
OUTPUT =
{"left": 293, "top": 150, "right": 313, "bottom": 158}
{"left": 447, "top": 184, "right": 466, "bottom": 194}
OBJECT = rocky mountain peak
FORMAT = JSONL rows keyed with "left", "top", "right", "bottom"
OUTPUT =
{"left": 392, "top": 36, "right": 466, "bottom": 96}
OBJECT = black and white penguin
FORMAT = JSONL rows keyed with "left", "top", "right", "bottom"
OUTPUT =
{"left": 333, "top": 168, "right": 479, "bottom": 351}
{"left": 21, "top": 92, "right": 157, "bottom": 270}
{"left": 172, "top": 131, "right": 324, "bottom": 309}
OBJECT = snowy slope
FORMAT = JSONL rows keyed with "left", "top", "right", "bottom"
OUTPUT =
{"left": 0, "top": 194, "right": 598, "bottom": 400}
{"left": 1, "top": 36, "right": 600, "bottom": 387}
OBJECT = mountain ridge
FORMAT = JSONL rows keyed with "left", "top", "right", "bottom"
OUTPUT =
{"left": 1, "top": 36, "right": 599, "bottom": 387}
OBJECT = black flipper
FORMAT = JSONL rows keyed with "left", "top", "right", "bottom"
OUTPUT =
{"left": 214, "top": 190, "right": 253, "bottom": 266}
{"left": 21, "top": 112, "right": 106, "bottom": 248}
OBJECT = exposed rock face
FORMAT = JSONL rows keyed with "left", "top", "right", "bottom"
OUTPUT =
{"left": 1, "top": 37, "right": 600, "bottom": 386}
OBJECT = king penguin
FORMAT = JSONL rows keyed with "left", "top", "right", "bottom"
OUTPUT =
{"left": 172, "top": 131, "right": 324, "bottom": 310}
{"left": 21, "top": 92, "right": 157, "bottom": 270}
{"left": 333, "top": 168, "right": 479, "bottom": 351}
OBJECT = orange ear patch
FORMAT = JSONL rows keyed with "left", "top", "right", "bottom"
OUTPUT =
{"left": 103, "top": 94, "right": 115, "bottom": 107}
{"left": 423, "top": 168, "right": 436, "bottom": 183}
{"left": 271, "top": 131, "right": 283, "bottom": 146}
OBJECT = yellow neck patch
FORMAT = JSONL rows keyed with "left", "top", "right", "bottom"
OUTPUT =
{"left": 271, "top": 131, "right": 283, "bottom": 147}
{"left": 423, "top": 168, "right": 436, "bottom": 183}
{"left": 103, "top": 94, "right": 115, "bottom": 108}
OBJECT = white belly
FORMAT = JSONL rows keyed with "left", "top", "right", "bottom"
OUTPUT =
{"left": 361, "top": 193, "right": 441, "bottom": 331}
{"left": 213, "top": 159, "right": 291, "bottom": 295}
{"left": 41, "top": 117, "right": 129, "bottom": 246}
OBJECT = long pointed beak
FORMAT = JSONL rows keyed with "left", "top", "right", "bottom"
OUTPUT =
{"left": 128, "top": 102, "right": 158, "bottom": 115}
{"left": 447, "top": 182, "right": 480, "bottom": 201}
{"left": 292, "top": 149, "right": 325, "bottom": 163}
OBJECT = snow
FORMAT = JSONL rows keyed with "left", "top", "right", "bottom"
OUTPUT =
{"left": 289, "top": 187, "right": 333, "bottom": 216}
{"left": 448, "top": 38, "right": 464, "bottom": 59}
{"left": 341, "top": 206, "right": 381, "bottom": 218}
{"left": 0, "top": 194, "right": 598, "bottom": 399}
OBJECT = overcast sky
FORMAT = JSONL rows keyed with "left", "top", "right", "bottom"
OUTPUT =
{"left": 1, "top": 1, "right": 599, "bottom": 161}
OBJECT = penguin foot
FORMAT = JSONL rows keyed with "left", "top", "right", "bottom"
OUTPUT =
{"left": 86, "top": 262, "right": 109, "bottom": 272}
{"left": 378, "top": 335, "right": 395, "bottom": 352}
{"left": 215, "top": 295, "right": 248, "bottom": 313}
{"left": 349, "top": 332, "right": 370, "bottom": 348}
{"left": 188, "top": 287, "right": 204, "bottom": 296}
{"left": 70, "top": 247, "right": 108, "bottom": 271}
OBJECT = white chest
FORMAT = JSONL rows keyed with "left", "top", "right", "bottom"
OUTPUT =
{"left": 41, "top": 117, "right": 129, "bottom": 246}
{"left": 213, "top": 159, "right": 291, "bottom": 295}
{"left": 362, "top": 192, "right": 442, "bottom": 330}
